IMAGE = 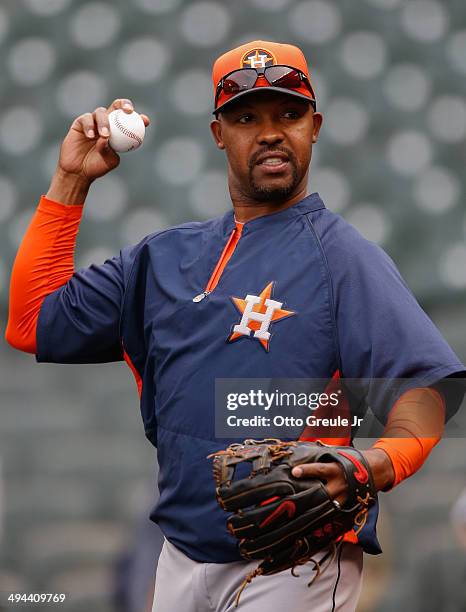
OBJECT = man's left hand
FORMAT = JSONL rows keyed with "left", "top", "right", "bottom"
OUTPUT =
{"left": 291, "top": 447, "right": 395, "bottom": 505}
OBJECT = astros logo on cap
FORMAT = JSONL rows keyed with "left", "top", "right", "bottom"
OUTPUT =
{"left": 212, "top": 40, "right": 315, "bottom": 113}
{"left": 241, "top": 48, "right": 276, "bottom": 69}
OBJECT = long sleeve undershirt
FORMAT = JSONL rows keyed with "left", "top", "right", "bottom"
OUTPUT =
{"left": 5, "top": 196, "right": 84, "bottom": 353}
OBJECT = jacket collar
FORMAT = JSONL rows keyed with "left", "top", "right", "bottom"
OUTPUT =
{"left": 221, "top": 192, "right": 325, "bottom": 236}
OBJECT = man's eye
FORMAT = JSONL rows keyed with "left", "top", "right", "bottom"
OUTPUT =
{"left": 238, "top": 114, "right": 253, "bottom": 123}
{"left": 283, "top": 110, "right": 299, "bottom": 119}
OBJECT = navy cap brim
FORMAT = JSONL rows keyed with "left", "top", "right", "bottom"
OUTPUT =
{"left": 213, "top": 86, "right": 316, "bottom": 115}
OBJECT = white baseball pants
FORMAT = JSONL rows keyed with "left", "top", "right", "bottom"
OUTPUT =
{"left": 152, "top": 538, "right": 363, "bottom": 612}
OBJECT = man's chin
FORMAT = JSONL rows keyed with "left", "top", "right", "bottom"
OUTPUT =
{"left": 250, "top": 180, "right": 297, "bottom": 203}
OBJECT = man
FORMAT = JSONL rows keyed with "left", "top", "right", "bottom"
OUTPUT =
{"left": 6, "top": 40, "right": 466, "bottom": 611}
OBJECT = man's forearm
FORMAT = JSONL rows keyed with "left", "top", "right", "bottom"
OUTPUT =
{"left": 46, "top": 167, "right": 91, "bottom": 205}
{"left": 372, "top": 387, "right": 445, "bottom": 489}
{"left": 5, "top": 194, "right": 84, "bottom": 353}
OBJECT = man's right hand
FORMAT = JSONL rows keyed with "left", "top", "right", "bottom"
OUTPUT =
{"left": 46, "top": 98, "right": 150, "bottom": 205}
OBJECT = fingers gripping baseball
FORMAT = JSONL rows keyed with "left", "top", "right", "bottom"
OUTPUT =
{"left": 57, "top": 99, "right": 150, "bottom": 182}
{"left": 292, "top": 462, "right": 349, "bottom": 506}
{"left": 106, "top": 98, "right": 150, "bottom": 126}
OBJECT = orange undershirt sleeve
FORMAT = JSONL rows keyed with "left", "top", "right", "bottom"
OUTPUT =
{"left": 5, "top": 195, "right": 84, "bottom": 354}
{"left": 373, "top": 387, "right": 445, "bottom": 488}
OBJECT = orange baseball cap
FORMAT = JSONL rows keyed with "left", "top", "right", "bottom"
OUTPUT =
{"left": 212, "top": 40, "right": 316, "bottom": 114}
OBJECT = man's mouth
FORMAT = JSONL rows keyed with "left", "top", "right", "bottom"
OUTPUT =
{"left": 255, "top": 152, "right": 290, "bottom": 174}
{"left": 260, "top": 157, "right": 287, "bottom": 166}
{"left": 256, "top": 152, "right": 290, "bottom": 165}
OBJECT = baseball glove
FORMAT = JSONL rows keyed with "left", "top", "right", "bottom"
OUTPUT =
{"left": 208, "top": 439, "right": 377, "bottom": 605}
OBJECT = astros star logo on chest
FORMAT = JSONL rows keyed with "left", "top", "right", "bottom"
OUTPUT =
{"left": 227, "top": 282, "right": 296, "bottom": 352}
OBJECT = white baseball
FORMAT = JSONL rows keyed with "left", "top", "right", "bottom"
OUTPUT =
{"left": 108, "top": 109, "right": 145, "bottom": 153}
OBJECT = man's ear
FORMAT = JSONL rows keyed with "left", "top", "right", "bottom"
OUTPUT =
{"left": 210, "top": 117, "right": 225, "bottom": 150}
{"left": 311, "top": 112, "right": 323, "bottom": 143}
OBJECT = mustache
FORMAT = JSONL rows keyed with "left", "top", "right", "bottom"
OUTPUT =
{"left": 249, "top": 146, "right": 296, "bottom": 169}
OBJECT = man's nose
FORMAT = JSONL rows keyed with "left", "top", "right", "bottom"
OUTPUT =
{"left": 257, "top": 113, "right": 284, "bottom": 145}
{"left": 256, "top": 117, "right": 285, "bottom": 146}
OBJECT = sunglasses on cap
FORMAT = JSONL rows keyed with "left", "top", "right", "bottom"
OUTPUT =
{"left": 215, "top": 65, "right": 316, "bottom": 111}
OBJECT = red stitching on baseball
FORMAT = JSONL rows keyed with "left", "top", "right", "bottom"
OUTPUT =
{"left": 114, "top": 110, "right": 143, "bottom": 146}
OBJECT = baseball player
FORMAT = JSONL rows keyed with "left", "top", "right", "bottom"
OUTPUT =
{"left": 6, "top": 40, "right": 466, "bottom": 611}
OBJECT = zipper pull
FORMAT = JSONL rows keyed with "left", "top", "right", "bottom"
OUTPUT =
{"left": 192, "top": 290, "right": 211, "bottom": 303}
